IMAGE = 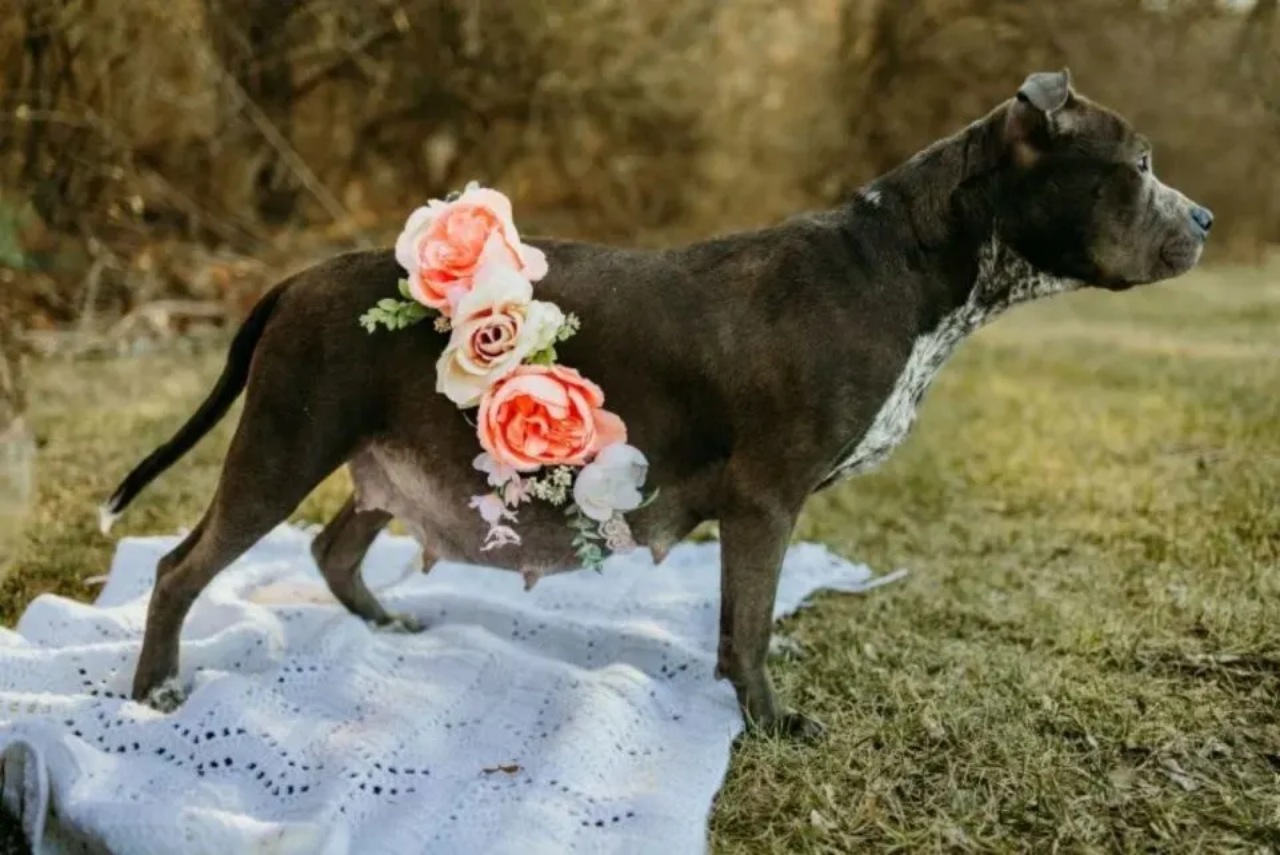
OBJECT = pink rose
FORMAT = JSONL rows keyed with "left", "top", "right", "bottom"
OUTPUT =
{"left": 477, "top": 365, "right": 627, "bottom": 472}
{"left": 394, "top": 183, "right": 548, "bottom": 315}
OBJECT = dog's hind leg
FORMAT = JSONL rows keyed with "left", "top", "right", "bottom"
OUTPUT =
{"left": 131, "top": 413, "right": 350, "bottom": 704}
{"left": 311, "top": 494, "right": 422, "bottom": 628}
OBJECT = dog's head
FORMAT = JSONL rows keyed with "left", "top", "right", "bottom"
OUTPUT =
{"left": 992, "top": 69, "right": 1211, "bottom": 290}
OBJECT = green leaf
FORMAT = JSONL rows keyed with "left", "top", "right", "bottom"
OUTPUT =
{"left": 358, "top": 297, "right": 434, "bottom": 333}
{"left": 398, "top": 278, "right": 413, "bottom": 300}
{"left": 527, "top": 346, "right": 557, "bottom": 367}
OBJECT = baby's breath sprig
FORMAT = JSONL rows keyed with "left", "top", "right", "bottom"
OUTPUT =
{"left": 556, "top": 313, "right": 581, "bottom": 342}
{"left": 527, "top": 465, "right": 575, "bottom": 505}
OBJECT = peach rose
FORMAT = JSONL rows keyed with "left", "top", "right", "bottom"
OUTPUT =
{"left": 394, "top": 183, "right": 549, "bottom": 315}
{"left": 477, "top": 364, "right": 627, "bottom": 472}
{"left": 435, "top": 262, "right": 563, "bottom": 408}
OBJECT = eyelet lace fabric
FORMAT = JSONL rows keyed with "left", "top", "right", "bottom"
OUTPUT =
{"left": 0, "top": 526, "right": 899, "bottom": 855}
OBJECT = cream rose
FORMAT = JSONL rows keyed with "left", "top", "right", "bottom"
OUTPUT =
{"left": 435, "top": 263, "right": 564, "bottom": 408}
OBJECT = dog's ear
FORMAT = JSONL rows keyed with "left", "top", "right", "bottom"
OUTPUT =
{"left": 1018, "top": 69, "right": 1072, "bottom": 115}
{"left": 1006, "top": 69, "right": 1075, "bottom": 165}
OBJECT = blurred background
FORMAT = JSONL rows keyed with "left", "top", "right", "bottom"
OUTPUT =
{"left": 2, "top": 0, "right": 1277, "bottom": 329}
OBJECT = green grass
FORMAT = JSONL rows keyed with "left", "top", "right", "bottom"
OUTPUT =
{"left": 3, "top": 262, "right": 1279, "bottom": 853}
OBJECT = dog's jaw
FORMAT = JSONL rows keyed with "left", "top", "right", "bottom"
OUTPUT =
{"left": 825, "top": 237, "right": 1078, "bottom": 483}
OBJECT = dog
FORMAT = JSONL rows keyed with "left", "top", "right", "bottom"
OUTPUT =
{"left": 101, "top": 70, "right": 1211, "bottom": 738}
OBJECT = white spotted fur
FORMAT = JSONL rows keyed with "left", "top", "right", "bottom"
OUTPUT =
{"left": 828, "top": 237, "right": 1079, "bottom": 481}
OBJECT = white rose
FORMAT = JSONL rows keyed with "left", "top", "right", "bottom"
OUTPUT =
{"left": 572, "top": 443, "right": 650, "bottom": 522}
{"left": 435, "top": 262, "right": 564, "bottom": 407}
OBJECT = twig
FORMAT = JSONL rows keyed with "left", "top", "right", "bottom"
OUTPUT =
{"left": 215, "top": 65, "right": 372, "bottom": 249}
{"left": 290, "top": 25, "right": 402, "bottom": 102}
{"left": 74, "top": 255, "right": 105, "bottom": 341}
{"left": 1, "top": 99, "right": 266, "bottom": 249}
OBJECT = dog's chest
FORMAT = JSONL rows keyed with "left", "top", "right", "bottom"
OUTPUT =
{"left": 827, "top": 309, "right": 982, "bottom": 480}
{"left": 824, "top": 239, "right": 1076, "bottom": 484}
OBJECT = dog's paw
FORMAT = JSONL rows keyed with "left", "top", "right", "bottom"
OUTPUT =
{"left": 143, "top": 677, "right": 189, "bottom": 713}
{"left": 373, "top": 613, "right": 425, "bottom": 634}
{"left": 754, "top": 710, "right": 827, "bottom": 743}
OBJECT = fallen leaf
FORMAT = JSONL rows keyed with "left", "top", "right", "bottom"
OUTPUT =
{"left": 482, "top": 763, "right": 522, "bottom": 775}
{"left": 1160, "top": 758, "right": 1200, "bottom": 792}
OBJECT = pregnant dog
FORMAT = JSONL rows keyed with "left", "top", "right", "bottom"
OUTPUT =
{"left": 103, "top": 70, "right": 1212, "bottom": 737}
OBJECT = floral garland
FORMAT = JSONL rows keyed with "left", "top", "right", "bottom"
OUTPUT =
{"left": 359, "top": 183, "right": 654, "bottom": 571}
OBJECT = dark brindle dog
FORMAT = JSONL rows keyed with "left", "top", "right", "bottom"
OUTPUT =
{"left": 103, "top": 71, "right": 1211, "bottom": 737}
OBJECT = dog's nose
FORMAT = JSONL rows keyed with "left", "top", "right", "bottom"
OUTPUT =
{"left": 1190, "top": 205, "right": 1214, "bottom": 235}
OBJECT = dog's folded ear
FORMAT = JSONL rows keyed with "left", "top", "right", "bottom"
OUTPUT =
{"left": 1017, "top": 69, "right": 1072, "bottom": 115}
{"left": 1006, "top": 68, "right": 1075, "bottom": 163}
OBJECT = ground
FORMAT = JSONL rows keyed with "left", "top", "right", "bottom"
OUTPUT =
{"left": 2, "top": 260, "right": 1278, "bottom": 853}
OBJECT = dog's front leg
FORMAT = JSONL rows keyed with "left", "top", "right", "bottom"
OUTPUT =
{"left": 716, "top": 502, "right": 825, "bottom": 741}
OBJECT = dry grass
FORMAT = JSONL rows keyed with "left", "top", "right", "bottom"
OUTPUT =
{"left": 2, "top": 257, "right": 1277, "bottom": 852}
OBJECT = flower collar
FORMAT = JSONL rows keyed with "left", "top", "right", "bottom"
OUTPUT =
{"left": 360, "top": 183, "right": 654, "bottom": 571}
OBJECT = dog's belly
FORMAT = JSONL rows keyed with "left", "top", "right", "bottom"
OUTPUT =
{"left": 349, "top": 444, "right": 574, "bottom": 575}
{"left": 348, "top": 444, "right": 691, "bottom": 586}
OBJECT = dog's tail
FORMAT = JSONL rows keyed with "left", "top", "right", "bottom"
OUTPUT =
{"left": 98, "top": 283, "right": 288, "bottom": 534}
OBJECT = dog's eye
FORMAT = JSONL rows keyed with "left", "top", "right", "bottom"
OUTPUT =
{"left": 1137, "top": 152, "right": 1152, "bottom": 173}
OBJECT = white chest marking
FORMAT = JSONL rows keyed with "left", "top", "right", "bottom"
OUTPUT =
{"left": 827, "top": 238, "right": 1079, "bottom": 482}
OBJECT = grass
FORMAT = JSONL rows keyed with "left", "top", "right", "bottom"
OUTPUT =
{"left": 3, "top": 261, "right": 1279, "bottom": 852}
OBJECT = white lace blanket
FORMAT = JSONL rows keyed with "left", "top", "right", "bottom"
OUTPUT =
{"left": 0, "top": 526, "right": 902, "bottom": 855}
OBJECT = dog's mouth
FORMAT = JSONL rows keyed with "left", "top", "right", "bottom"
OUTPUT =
{"left": 1159, "top": 237, "right": 1205, "bottom": 277}
{"left": 1095, "top": 235, "right": 1205, "bottom": 291}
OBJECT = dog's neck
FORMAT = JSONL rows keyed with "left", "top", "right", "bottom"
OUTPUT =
{"left": 820, "top": 110, "right": 1079, "bottom": 486}
{"left": 856, "top": 102, "right": 1079, "bottom": 330}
